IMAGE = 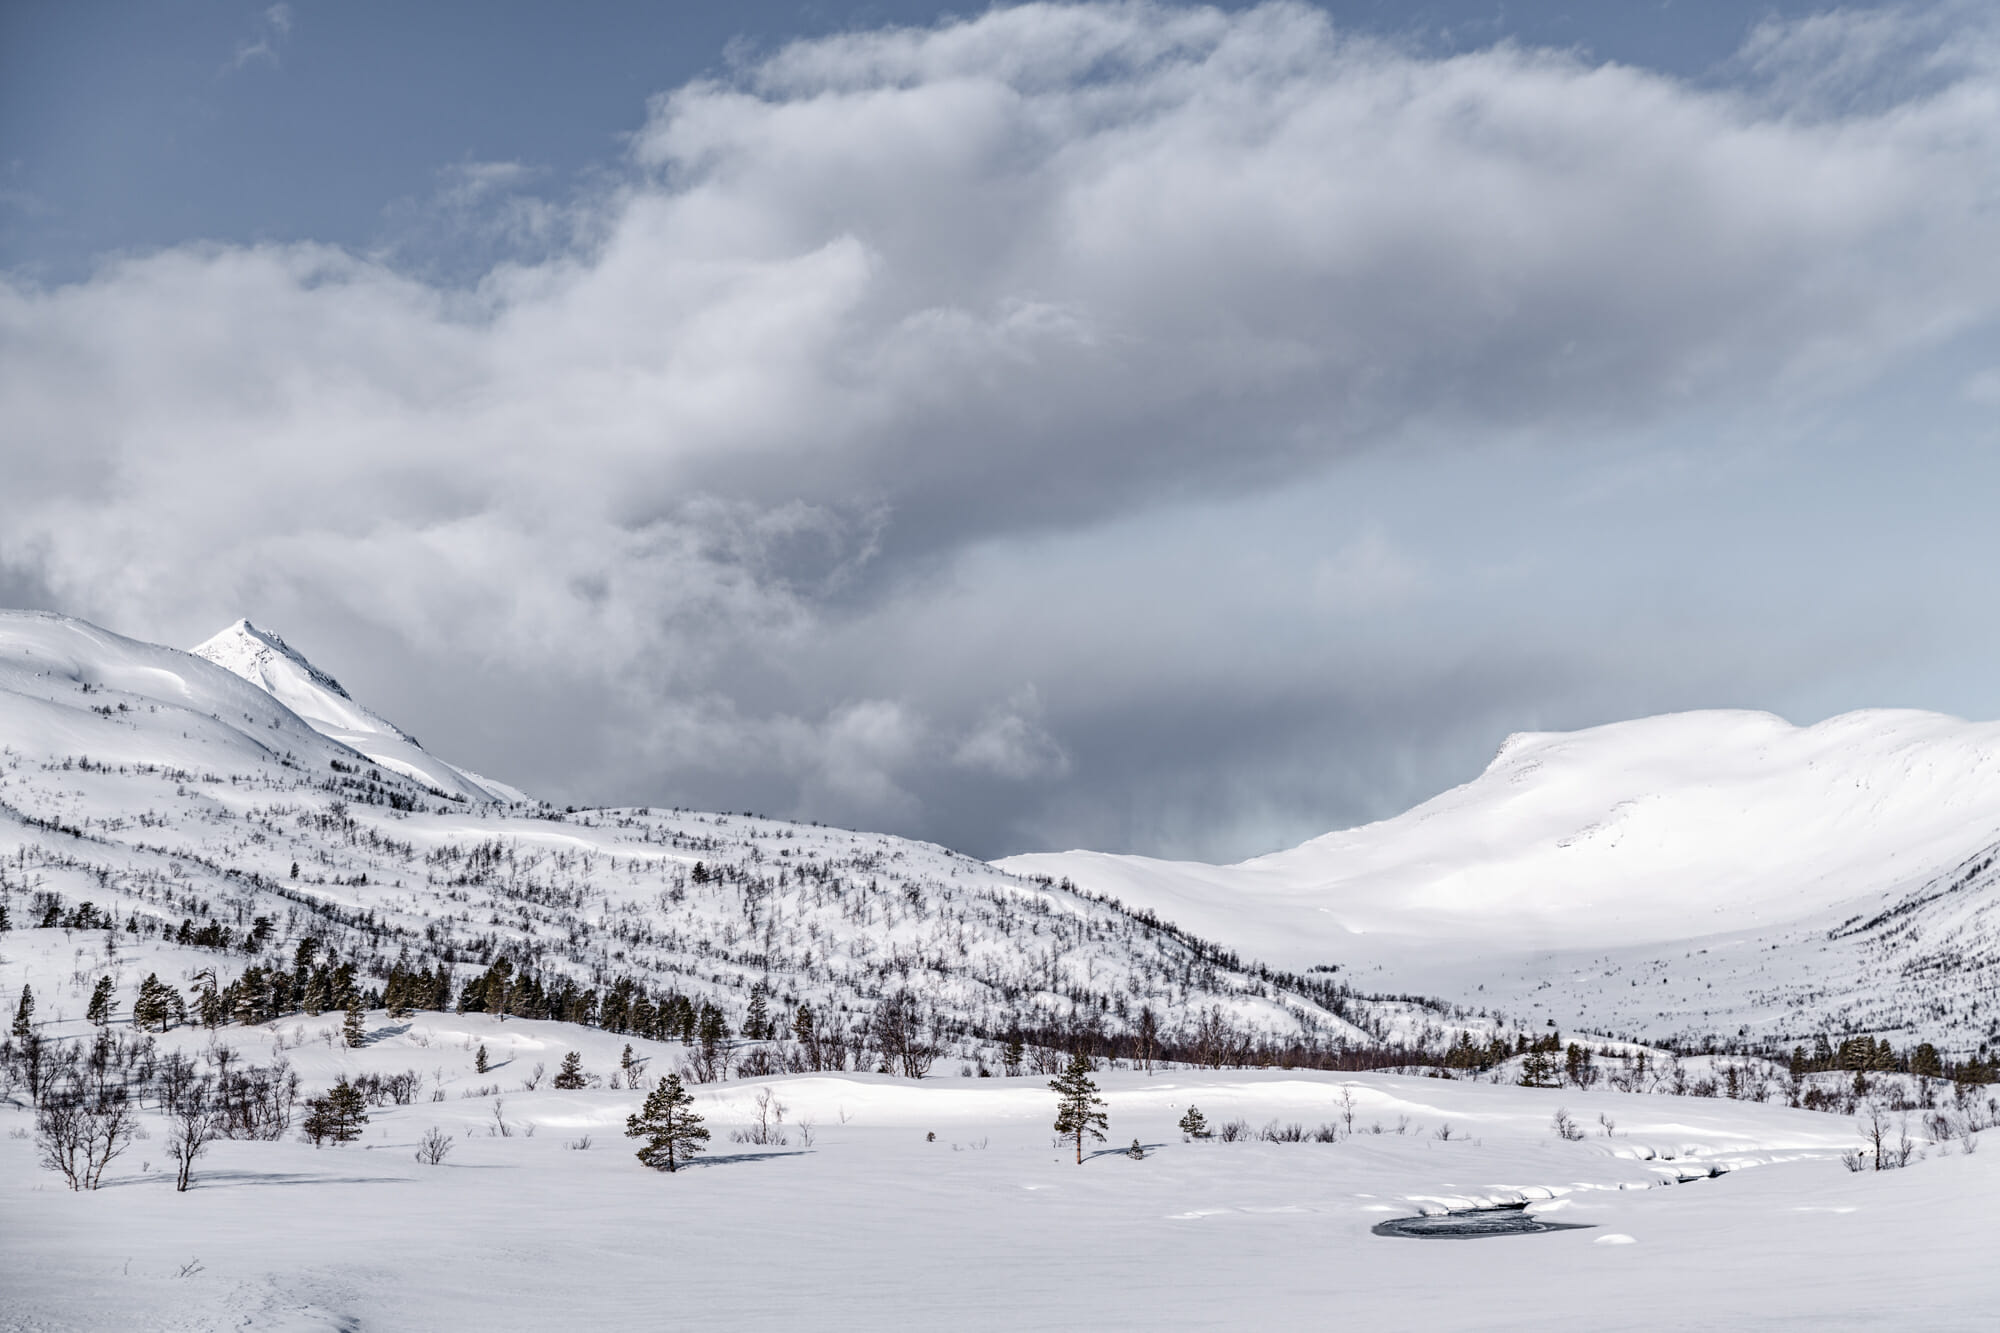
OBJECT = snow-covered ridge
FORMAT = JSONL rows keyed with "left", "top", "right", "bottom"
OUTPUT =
{"left": 999, "top": 708, "right": 2000, "bottom": 1044}
{"left": 192, "top": 618, "right": 526, "bottom": 804}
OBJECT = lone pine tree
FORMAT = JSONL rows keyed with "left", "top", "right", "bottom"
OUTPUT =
{"left": 1050, "top": 1053, "right": 1109, "bottom": 1165}
{"left": 627, "top": 1072, "right": 709, "bottom": 1172}
{"left": 475, "top": 1043, "right": 490, "bottom": 1074}
{"left": 85, "top": 977, "right": 114, "bottom": 1027}
{"left": 342, "top": 996, "right": 366, "bottom": 1049}
{"left": 553, "top": 1051, "right": 587, "bottom": 1089}
{"left": 12, "top": 984, "right": 33, "bottom": 1039}
{"left": 1179, "top": 1105, "right": 1208, "bottom": 1140}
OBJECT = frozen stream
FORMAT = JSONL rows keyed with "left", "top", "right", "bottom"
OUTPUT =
{"left": 1374, "top": 1202, "right": 1594, "bottom": 1239}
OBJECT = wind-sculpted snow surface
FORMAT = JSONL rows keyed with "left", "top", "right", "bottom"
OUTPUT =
{"left": 0, "top": 611, "right": 1379, "bottom": 1055}
{"left": 1001, "top": 709, "right": 2000, "bottom": 1048}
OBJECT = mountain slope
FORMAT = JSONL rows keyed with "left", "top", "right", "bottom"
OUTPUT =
{"left": 999, "top": 709, "right": 2000, "bottom": 1046}
{"left": 1, "top": 610, "right": 1402, "bottom": 1060}
{"left": 192, "top": 619, "right": 526, "bottom": 804}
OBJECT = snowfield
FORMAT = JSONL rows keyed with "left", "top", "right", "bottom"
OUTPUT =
{"left": 1, "top": 992, "right": 1993, "bottom": 1331}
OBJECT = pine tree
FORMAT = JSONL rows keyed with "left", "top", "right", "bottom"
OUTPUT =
{"left": 384, "top": 967, "right": 415, "bottom": 1020}
{"left": 342, "top": 996, "right": 366, "bottom": 1049}
{"left": 553, "top": 1051, "right": 587, "bottom": 1089}
{"left": 1517, "top": 1045, "right": 1558, "bottom": 1088}
{"left": 1179, "top": 1105, "right": 1208, "bottom": 1140}
{"left": 1050, "top": 1053, "right": 1109, "bottom": 1165}
{"left": 11, "top": 984, "right": 33, "bottom": 1039}
{"left": 745, "top": 983, "right": 771, "bottom": 1041}
{"left": 132, "top": 975, "right": 164, "bottom": 1032}
{"left": 86, "top": 976, "right": 115, "bottom": 1027}
{"left": 301, "top": 1077, "right": 370, "bottom": 1146}
{"left": 475, "top": 1043, "right": 490, "bottom": 1074}
{"left": 1003, "top": 1035, "right": 1024, "bottom": 1077}
{"left": 626, "top": 1072, "right": 709, "bottom": 1172}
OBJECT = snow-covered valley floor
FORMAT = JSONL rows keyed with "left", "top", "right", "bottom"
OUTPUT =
{"left": 4, "top": 1007, "right": 1994, "bottom": 1331}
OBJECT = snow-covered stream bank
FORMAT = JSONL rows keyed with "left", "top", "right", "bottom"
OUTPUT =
{"left": 3, "top": 1009, "right": 1993, "bottom": 1330}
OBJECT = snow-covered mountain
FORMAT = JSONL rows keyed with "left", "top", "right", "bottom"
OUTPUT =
{"left": 0, "top": 610, "right": 1404, "bottom": 1059}
{"left": 192, "top": 619, "right": 526, "bottom": 805}
{"left": 11, "top": 608, "right": 1997, "bottom": 1053}
{"left": 998, "top": 709, "right": 2000, "bottom": 1048}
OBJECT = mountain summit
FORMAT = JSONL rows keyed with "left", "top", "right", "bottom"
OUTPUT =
{"left": 193, "top": 618, "right": 526, "bottom": 805}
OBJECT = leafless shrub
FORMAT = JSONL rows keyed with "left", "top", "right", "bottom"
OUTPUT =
{"left": 166, "top": 1081, "right": 218, "bottom": 1192}
{"left": 1552, "top": 1108, "right": 1584, "bottom": 1141}
{"left": 37, "top": 1078, "right": 139, "bottom": 1190}
{"left": 739, "top": 1086, "right": 789, "bottom": 1145}
{"left": 415, "top": 1126, "right": 454, "bottom": 1165}
{"left": 1216, "top": 1118, "right": 1251, "bottom": 1142}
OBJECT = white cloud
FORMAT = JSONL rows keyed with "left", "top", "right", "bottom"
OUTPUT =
{"left": 11, "top": 1, "right": 2000, "bottom": 841}
{"left": 954, "top": 687, "right": 1070, "bottom": 780}
{"left": 226, "top": 4, "right": 295, "bottom": 73}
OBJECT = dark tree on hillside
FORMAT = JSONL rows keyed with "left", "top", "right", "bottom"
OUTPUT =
{"left": 744, "top": 983, "right": 772, "bottom": 1041}
{"left": 301, "top": 1077, "right": 369, "bottom": 1146}
{"left": 1518, "top": 1044, "right": 1559, "bottom": 1088}
{"left": 872, "top": 990, "right": 936, "bottom": 1079}
{"left": 12, "top": 984, "right": 33, "bottom": 1040}
{"left": 475, "top": 1044, "right": 490, "bottom": 1074}
{"left": 342, "top": 996, "right": 366, "bottom": 1049}
{"left": 1179, "top": 1106, "right": 1208, "bottom": 1140}
{"left": 1136, "top": 1006, "right": 1159, "bottom": 1074}
{"left": 553, "top": 1051, "right": 587, "bottom": 1089}
{"left": 627, "top": 1073, "right": 708, "bottom": 1172}
{"left": 85, "top": 977, "right": 114, "bottom": 1028}
{"left": 1051, "top": 1053, "right": 1109, "bottom": 1165}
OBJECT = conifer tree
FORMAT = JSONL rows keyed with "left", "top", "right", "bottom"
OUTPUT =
{"left": 1050, "top": 1053, "right": 1109, "bottom": 1165}
{"left": 745, "top": 983, "right": 772, "bottom": 1041}
{"left": 475, "top": 1043, "right": 490, "bottom": 1075}
{"left": 1179, "top": 1105, "right": 1208, "bottom": 1140}
{"left": 11, "top": 984, "right": 33, "bottom": 1039}
{"left": 342, "top": 996, "right": 366, "bottom": 1048}
{"left": 384, "top": 967, "right": 415, "bottom": 1020}
{"left": 85, "top": 976, "right": 114, "bottom": 1028}
{"left": 553, "top": 1051, "right": 587, "bottom": 1089}
{"left": 301, "top": 1077, "right": 370, "bottom": 1146}
{"left": 1517, "top": 1045, "right": 1558, "bottom": 1088}
{"left": 626, "top": 1072, "right": 709, "bottom": 1172}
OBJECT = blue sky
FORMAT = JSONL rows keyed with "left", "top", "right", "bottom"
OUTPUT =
{"left": 1, "top": 2, "right": 1828, "bottom": 278}
{"left": 6, "top": 2, "right": 1999, "bottom": 861}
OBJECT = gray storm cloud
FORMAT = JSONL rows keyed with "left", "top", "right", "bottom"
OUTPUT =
{"left": 4, "top": 2, "right": 1998, "bottom": 857}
